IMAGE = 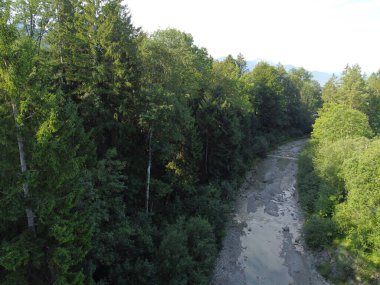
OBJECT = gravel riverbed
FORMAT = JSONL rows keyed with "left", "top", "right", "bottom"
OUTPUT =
{"left": 211, "top": 139, "right": 329, "bottom": 285}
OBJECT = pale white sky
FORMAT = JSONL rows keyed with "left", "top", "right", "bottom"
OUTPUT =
{"left": 124, "top": 0, "right": 380, "bottom": 74}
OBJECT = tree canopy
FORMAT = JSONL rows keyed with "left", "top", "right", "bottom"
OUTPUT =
{"left": 0, "top": 1, "right": 329, "bottom": 284}
{"left": 298, "top": 65, "right": 380, "bottom": 284}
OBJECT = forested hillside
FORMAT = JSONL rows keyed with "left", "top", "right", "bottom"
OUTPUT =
{"left": 0, "top": 1, "right": 322, "bottom": 284}
{"left": 298, "top": 65, "right": 380, "bottom": 284}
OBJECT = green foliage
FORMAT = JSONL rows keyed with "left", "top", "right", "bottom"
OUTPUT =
{"left": 297, "top": 144, "right": 320, "bottom": 214}
{"left": 1, "top": 1, "right": 328, "bottom": 284}
{"left": 157, "top": 220, "right": 191, "bottom": 285}
{"left": 304, "top": 215, "right": 338, "bottom": 250}
{"left": 157, "top": 217, "right": 217, "bottom": 285}
{"left": 336, "top": 139, "right": 380, "bottom": 267}
{"left": 298, "top": 144, "right": 340, "bottom": 250}
{"left": 299, "top": 68, "right": 380, "bottom": 283}
{"left": 252, "top": 136, "right": 269, "bottom": 158}
{"left": 321, "top": 66, "right": 380, "bottom": 136}
{"left": 243, "top": 62, "right": 287, "bottom": 131}
{"left": 312, "top": 103, "right": 373, "bottom": 142}
{"left": 87, "top": 149, "right": 133, "bottom": 284}
{"left": 317, "top": 255, "right": 354, "bottom": 285}
{"left": 367, "top": 71, "right": 380, "bottom": 133}
{"left": 321, "top": 75, "right": 338, "bottom": 103}
{"left": 322, "top": 65, "right": 368, "bottom": 112}
{"left": 288, "top": 68, "right": 322, "bottom": 131}
{"left": 314, "top": 137, "right": 370, "bottom": 193}
{"left": 185, "top": 217, "right": 217, "bottom": 284}
{"left": 182, "top": 184, "right": 229, "bottom": 243}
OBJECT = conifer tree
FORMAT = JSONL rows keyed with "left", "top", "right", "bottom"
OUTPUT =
{"left": 0, "top": 2, "right": 94, "bottom": 283}
{"left": 367, "top": 71, "right": 380, "bottom": 133}
{"left": 138, "top": 29, "right": 208, "bottom": 211}
{"left": 46, "top": 1, "right": 141, "bottom": 282}
{"left": 246, "top": 62, "right": 287, "bottom": 133}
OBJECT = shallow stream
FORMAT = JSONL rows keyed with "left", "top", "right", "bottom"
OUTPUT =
{"left": 212, "top": 140, "right": 328, "bottom": 285}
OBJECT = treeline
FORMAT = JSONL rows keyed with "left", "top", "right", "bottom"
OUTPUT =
{"left": 298, "top": 65, "right": 380, "bottom": 284}
{"left": 0, "top": 1, "right": 320, "bottom": 284}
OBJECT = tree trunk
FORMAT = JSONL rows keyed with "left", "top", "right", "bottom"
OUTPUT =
{"left": 12, "top": 103, "right": 36, "bottom": 233}
{"left": 205, "top": 133, "right": 209, "bottom": 175}
{"left": 145, "top": 128, "right": 153, "bottom": 214}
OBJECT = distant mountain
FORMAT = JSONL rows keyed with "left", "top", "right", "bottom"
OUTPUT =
{"left": 218, "top": 57, "right": 336, "bottom": 86}
{"left": 246, "top": 60, "right": 258, "bottom": 71}
{"left": 309, "top": 71, "right": 334, "bottom": 86}
{"left": 245, "top": 60, "right": 333, "bottom": 86}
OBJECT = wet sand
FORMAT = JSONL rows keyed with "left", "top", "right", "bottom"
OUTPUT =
{"left": 212, "top": 139, "right": 329, "bottom": 285}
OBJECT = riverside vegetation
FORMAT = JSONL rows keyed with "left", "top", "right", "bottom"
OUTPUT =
{"left": 0, "top": 1, "right": 377, "bottom": 284}
{"left": 297, "top": 66, "right": 380, "bottom": 284}
{"left": 0, "top": 1, "right": 322, "bottom": 283}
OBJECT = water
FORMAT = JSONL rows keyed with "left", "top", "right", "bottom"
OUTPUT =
{"left": 212, "top": 140, "right": 328, "bottom": 285}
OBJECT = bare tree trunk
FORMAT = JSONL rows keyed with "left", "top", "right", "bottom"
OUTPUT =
{"left": 145, "top": 128, "right": 153, "bottom": 214}
{"left": 12, "top": 103, "right": 36, "bottom": 234}
{"left": 205, "top": 133, "right": 209, "bottom": 175}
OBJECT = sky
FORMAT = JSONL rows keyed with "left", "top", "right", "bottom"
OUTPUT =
{"left": 124, "top": 0, "right": 380, "bottom": 74}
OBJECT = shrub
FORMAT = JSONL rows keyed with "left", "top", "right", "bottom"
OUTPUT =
{"left": 312, "top": 103, "right": 373, "bottom": 143}
{"left": 304, "top": 215, "right": 338, "bottom": 250}
{"left": 252, "top": 136, "right": 269, "bottom": 157}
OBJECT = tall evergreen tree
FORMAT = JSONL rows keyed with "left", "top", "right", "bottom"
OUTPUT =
{"left": 137, "top": 29, "right": 209, "bottom": 212}
{"left": 322, "top": 65, "right": 369, "bottom": 113}
{"left": 0, "top": 2, "right": 95, "bottom": 283}
{"left": 339, "top": 65, "right": 369, "bottom": 112}
{"left": 46, "top": 1, "right": 141, "bottom": 282}
{"left": 288, "top": 68, "right": 322, "bottom": 132}
{"left": 367, "top": 71, "right": 380, "bottom": 133}
{"left": 321, "top": 74, "right": 338, "bottom": 103}
{"left": 245, "top": 62, "right": 287, "bottom": 132}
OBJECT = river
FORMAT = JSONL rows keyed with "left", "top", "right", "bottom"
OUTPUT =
{"left": 212, "top": 139, "right": 329, "bottom": 285}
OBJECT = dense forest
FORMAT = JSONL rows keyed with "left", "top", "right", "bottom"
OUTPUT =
{"left": 298, "top": 65, "right": 380, "bottom": 284}
{"left": 0, "top": 0, "right": 342, "bottom": 284}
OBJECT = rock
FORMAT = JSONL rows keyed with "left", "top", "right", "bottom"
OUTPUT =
{"left": 283, "top": 226, "right": 290, "bottom": 232}
{"left": 264, "top": 200, "right": 279, "bottom": 216}
{"left": 247, "top": 197, "right": 257, "bottom": 213}
{"left": 248, "top": 228, "right": 252, "bottom": 232}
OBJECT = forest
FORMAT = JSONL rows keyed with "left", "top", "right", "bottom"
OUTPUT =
{"left": 298, "top": 65, "right": 380, "bottom": 283}
{"left": 0, "top": 0, "right": 377, "bottom": 285}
